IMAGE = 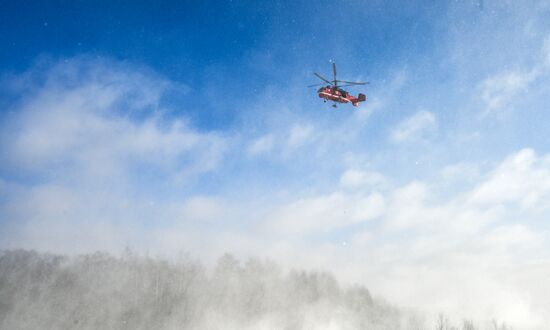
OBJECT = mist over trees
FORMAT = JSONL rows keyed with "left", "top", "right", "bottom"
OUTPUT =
{"left": 0, "top": 250, "right": 510, "bottom": 330}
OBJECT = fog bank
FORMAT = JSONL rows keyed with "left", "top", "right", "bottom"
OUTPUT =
{"left": 0, "top": 250, "right": 519, "bottom": 330}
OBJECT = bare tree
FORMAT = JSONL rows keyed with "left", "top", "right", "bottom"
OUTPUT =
{"left": 0, "top": 250, "right": 515, "bottom": 330}
{"left": 491, "top": 319, "right": 513, "bottom": 330}
{"left": 435, "top": 313, "right": 450, "bottom": 330}
{"left": 462, "top": 319, "right": 476, "bottom": 330}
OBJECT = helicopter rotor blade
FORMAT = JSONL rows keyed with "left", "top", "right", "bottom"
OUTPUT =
{"left": 332, "top": 63, "right": 337, "bottom": 86}
{"left": 336, "top": 80, "right": 369, "bottom": 85}
{"left": 314, "top": 73, "right": 332, "bottom": 84}
{"left": 307, "top": 83, "right": 326, "bottom": 87}
{"left": 338, "top": 84, "right": 365, "bottom": 87}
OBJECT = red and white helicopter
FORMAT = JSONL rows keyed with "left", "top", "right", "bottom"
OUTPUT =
{"left": 309, "top": 63, "right": 368, "bottom": 107}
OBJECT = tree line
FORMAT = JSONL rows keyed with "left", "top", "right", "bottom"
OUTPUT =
{"left": 0, "top": 249, "right": 511, "bottom": 330}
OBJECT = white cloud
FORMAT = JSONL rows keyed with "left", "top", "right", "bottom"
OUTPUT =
{"left": 172, "top": 196, "right": 228, "bottom": 223}
{"left": 439, "top": 162, "right": 481, "bottom": 183}
{"left": 246, "top": 123, "right": 316, "bottom": 158}
{"left": 478, "top": 35, "right": 550, "bottom": 115}
{"left": 2, "top": 56, "right": 550, "bottom": 329}
{"left": 0, "top": 58, "right": 228, "bottom": 253}
{"left": 247, "top": 134, "right": 275, "bottom": 155}
{"left": 365, "top": 151, "right": 550, "bottom": 326}
{"left": 287, "top": 123, "right": 314, "bottom": 149}
{"left": 0, "top": 58, "right": 225, "bottom": 182}
{"left": 480, "top": 70, "right": 538, "bottom": 113}
{"left": 266, "top": 191, "right": 385, "bottom": 234}
{"left": 469, "top": 148, "right": 550, "bottom": 210}
{"left": 339, "top": 169, "right": 386, "bottom": 189}
{"left": 256, "top": 149, "right": 550, "bottom": 328}
{"left": 390, "top": 110, "right": 437, "bottom": 143}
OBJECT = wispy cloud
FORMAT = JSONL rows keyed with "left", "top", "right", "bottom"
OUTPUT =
{"left": 0, "top": 58, "right": 228, "bottom": 252}
{"left": 390, "top": 110, "right": 437, "bottom": 143}
{"left": 266, "top": 191, "right": 385, "bottom": 234}
{"left": 469, "top": 148, "right": 550, "bottom": 210}
{"left": 480, "top": 69, "right": 538, "bottom": 113}
{"left": 339, "top": 169, "right": 387, "bottom": 190}
{"left": 246, "top": 123, "right": 315, "bottom": 158}
{"left": 1, "top": 58, "right": 226, "bottom": 181}
{"left": 254, "top": 148, "right": 550, "bottom": 327}
{"left": 247, "top": 134, "right": 275, "bottom": 156}
{"left": 3, "top": 5, "right": 550, "bottom": 324}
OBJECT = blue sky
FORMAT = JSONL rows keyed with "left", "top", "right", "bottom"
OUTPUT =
{"left": 0, "top": 0, "right": 449, "bottom": 129}
{"left": 2, "top": 1, "right": 550, "bottom": 328}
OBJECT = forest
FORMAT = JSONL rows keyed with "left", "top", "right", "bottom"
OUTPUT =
{"left": 0, "top": 249, "right": 515, "bottom": 330}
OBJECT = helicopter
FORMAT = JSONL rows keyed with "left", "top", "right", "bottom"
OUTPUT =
{"left": 308, "top": 63, "right": 368, "bottom": 107}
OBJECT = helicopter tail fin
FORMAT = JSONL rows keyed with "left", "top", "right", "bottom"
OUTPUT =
{"left": 358, "top": 93, "right": 366, "bottom": 102}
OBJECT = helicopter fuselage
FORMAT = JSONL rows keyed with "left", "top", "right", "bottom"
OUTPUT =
{"left": 317, "top": 87, "right": 366, "bottom": 106}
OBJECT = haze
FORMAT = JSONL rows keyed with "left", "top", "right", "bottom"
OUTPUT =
{"left": 1, "top": 1, "right": 550, "bottom": 329}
